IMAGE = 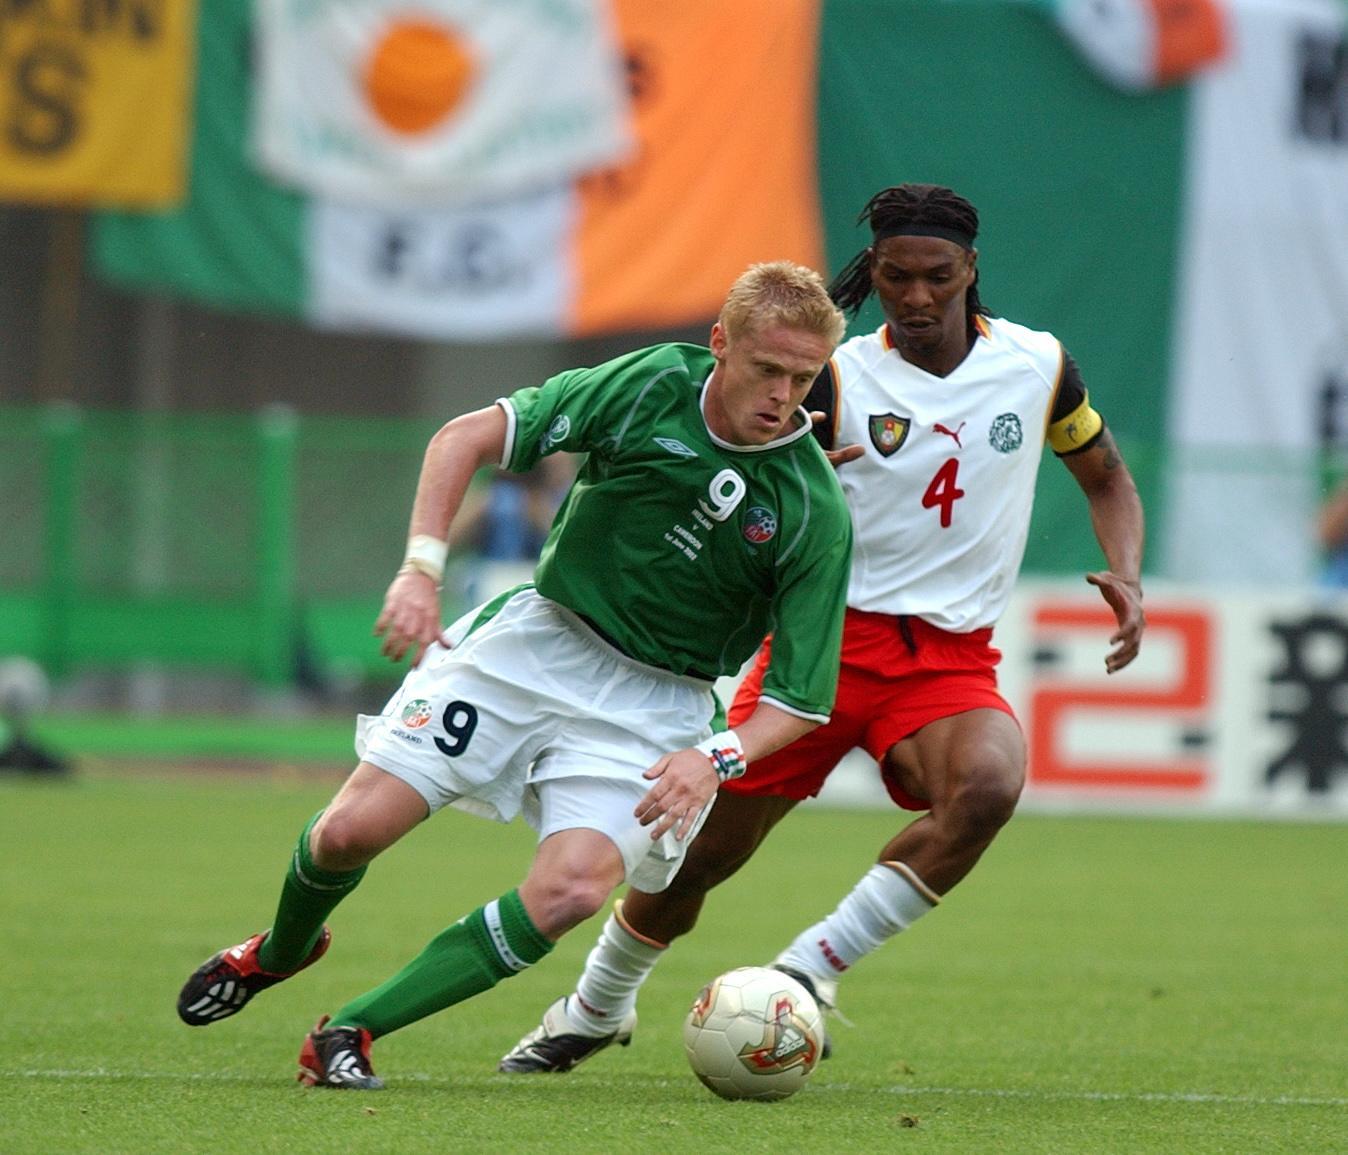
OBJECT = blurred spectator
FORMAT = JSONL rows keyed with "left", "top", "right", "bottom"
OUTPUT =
{"left": 1317, "top": 477, "right": 1348, "bottom": 588}
{"left": 0, "top": 656, "right": 68, "bottom": 775}
{"left": 449, "top": 455, "right": 576, "bottom": 604}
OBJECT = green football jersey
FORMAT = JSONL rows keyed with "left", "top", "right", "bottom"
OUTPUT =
{"left": 500, "top": 342, "right": 852, "bottom": 720}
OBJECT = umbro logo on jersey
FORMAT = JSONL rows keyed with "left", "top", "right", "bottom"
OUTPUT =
{"left": 654, "top": 437, "right": 699, "bottom": 458}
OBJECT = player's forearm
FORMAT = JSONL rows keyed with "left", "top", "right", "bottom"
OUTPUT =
{"left": 1068, "top": 432, "right": 1144, "bottom": 583}
{"left": 731, "top": 703, "right": 819, "bottom": 764}
{"left": 1318, "top": 490, "right": 1348, "bottom": 549}
{"left": 1087, "top": 474, "right": 1144, "bottom": 583}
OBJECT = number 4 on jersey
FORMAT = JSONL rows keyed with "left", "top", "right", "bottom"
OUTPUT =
{"left": 922, "top": 458, "right": 965, "bottom": 527}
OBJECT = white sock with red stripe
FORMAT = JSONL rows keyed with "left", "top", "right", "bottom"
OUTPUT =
{"left": 567, "top": 902, "right": 666, "bottom": 1037}
{"left": 773, "top": 862, "right": 939, "bottom": 981}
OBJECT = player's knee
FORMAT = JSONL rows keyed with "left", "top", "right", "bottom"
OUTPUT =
{"left": 529, "top": 873, "right": 613, "bottom": 935}
{"left": 946, "top": 760, "right": 1023, "bottom": 839}
{"left": 310, "top": 810, "right": 384, "bottom": 870}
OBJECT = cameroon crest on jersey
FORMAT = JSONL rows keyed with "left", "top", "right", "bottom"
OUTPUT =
{"left": 868, "top": 413, "right": 911, "bottom": 457}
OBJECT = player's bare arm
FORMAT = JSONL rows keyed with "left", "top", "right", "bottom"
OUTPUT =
{"left": 374, "top": 405, "right": 508, "bottom": 666}
{"left": 1317, "top": 481, "right": 1348, "bottom": 551}
{"left": 809, "top": 410, "right": 865, "bottom": 468}
{"left": 635, "top": 705, "right": 819, "bottom": 842}
{"left": 1061, "top": 426, "right": 1146, "bottom": 673}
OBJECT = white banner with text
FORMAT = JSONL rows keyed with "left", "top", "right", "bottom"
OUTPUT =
{"left": 745, "top": 581, "right": 1348, "bottom": 818}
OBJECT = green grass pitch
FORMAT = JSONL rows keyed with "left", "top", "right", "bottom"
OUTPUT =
{"left": 3, "top": 769, "right": 1346, "bottom": 1153}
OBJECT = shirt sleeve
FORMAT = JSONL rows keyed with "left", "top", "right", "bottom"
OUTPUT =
{"left": 804, "top": 360, "right": 840, "bottom": 452}
{"left": 501, "top": 346, "right": 680, "bottom": 473}
{"left": 1047, "top": 350, "right": 1105, "bottom": 455}
{"left": 758, "top": 496, "right": 852, "bottom": 720}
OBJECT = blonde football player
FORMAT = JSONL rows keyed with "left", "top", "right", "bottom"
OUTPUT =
{"left": 176, "top": 262, "right": 853, "bottom": 1089}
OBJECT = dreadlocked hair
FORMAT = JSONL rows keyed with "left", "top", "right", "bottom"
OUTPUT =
{"left": 829, "top": 184, "right": 990, "bottom": 330}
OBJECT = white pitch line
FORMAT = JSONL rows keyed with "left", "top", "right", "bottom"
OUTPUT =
{"left": 8, "top": 1069, "right": 1348, "bottom": 1108}
{"left": 828, "top": 1083, "right": 1348, "bottom": 1109}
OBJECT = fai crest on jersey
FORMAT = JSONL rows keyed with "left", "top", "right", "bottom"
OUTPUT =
{"left": 743, "top": 506, "right": 777, "bottom": 543}
{"left": 400, "top": 699, "right": 433, "bottom": 729}
{"left": 988, "top": 412, "right": 1023, "bottom": 453}
{"left": 540, "top": 415, "right": 572, "bottom": 452}
{"left": 868, "top": 413, "right": 911, "bottom": 457}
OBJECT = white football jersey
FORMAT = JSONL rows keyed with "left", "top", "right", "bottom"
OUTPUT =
{"left": 822, "top": 317, "right": 1066, "bottom": 631}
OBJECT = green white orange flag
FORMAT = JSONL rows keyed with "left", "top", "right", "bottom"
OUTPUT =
{"left": 308, "top": 0, "right": 824, "bottom": 337}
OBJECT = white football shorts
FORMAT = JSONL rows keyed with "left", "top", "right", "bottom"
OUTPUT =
{"left": 356, "top": 587, "right": 719, "bottom": 892}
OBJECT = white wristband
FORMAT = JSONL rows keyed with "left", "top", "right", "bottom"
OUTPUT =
{"left": 696, "top": 729, "right": 746, "bottom": 782}
{"left": 401, "top": 534, "right": 448, "bottom": 583}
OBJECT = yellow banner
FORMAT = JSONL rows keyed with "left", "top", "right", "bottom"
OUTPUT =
{"left": 0, "top": 0, "right": 197, "bottom": 208}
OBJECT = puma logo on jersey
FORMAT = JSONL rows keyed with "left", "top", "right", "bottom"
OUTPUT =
{"left": 654, "top": 437, "right": 698, "bottom": 458}
{"left": 933, "top": 421, "right": 965, "bottom": 447}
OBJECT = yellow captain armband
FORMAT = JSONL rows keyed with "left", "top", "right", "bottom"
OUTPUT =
{"left": 1048, "top": 397, "right": 1104, "bottom": 455}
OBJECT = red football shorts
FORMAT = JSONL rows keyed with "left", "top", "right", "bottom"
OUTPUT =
{"left": 725, "top": 608, "right": 1016, "bottom": 810}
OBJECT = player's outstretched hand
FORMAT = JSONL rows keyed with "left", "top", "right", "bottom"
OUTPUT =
{"left": 808, "top": 412, "right": 864, "bottom": 469}
{"left": 1086, "top": 571, "right": 1145, "bottom": 674}
{"left": 373, "top": 569, "right": 445, "bottom": 667}
{"left": 635, "top": 748, "right": 719, "bottom": 842}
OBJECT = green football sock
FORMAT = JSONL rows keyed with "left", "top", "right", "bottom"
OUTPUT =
{"left": 256, "top": 811, "right": 366, "bottom": 973}
{"left": 329, "top": 889, "right": 553, "bottom": 1038}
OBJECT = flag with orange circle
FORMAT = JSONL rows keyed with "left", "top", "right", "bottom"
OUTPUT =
{"left": 303, "top": 0, "right": 824, "bottom": 339}
{"left": 253, "top": 0, "right": 633, "bottom": 206}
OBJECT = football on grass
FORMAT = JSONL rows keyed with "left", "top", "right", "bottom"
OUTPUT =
{"left": 682, "top": 966, "right": 825, "bottom": 1101}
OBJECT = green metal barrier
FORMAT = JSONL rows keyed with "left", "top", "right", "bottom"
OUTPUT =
{"left": 0, "top": 403, "right": 453, "bottom": 688}
{"left": 0, "top": 402, "right": 1187, "bottom": 690}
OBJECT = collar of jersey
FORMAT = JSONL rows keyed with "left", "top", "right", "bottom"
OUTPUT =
{"left": 879, "top": 320, "right": 990, "bottom": 379}
{"left": 698, "top": 378, "right": 815, "bottom": 453}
